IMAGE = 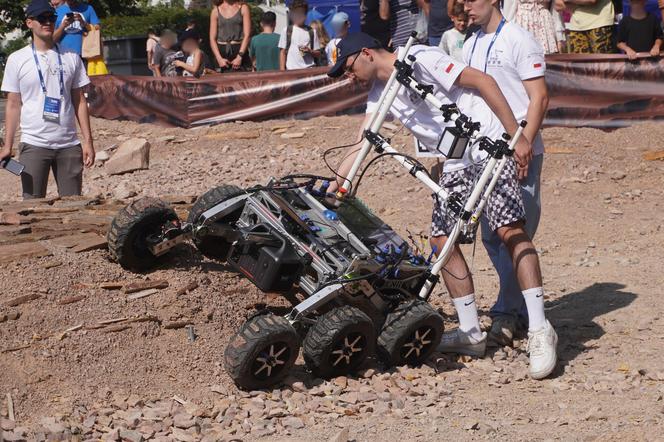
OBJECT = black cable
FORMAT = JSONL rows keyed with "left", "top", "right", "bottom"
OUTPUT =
{"left": 353, "top": 151, "right": 433, "bottom": 194}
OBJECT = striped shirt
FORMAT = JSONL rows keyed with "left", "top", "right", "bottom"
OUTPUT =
{"left": 389, "top": 0, "right": 419, "bottom": 47}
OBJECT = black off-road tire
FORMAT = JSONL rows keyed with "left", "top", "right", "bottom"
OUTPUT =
{"left": 188, "top": 184, "right": 245, "bottom": 261}
{"left": 224, "top": 314, "right": 300, "bottom": 391}
{"left": 377, "top": 300, "right": 443, "bottom": 367}
{"left": 303, "top": 306, "right": 376, "bottom": 379}
{"left": 107, "top": 197, "right": 179, "bottom": 272}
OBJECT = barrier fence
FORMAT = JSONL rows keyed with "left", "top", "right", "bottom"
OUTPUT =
{"left": 87, "top": 54, "right": 664, "bottom": 129}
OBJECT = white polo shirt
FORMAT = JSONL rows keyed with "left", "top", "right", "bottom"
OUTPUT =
{"left": 463, "top": 21, "right": 546, "bottom": 155}
{"left": 1, "top": 45, "right": 90, "bottom": 149}
{"left": 277, "top": 25, "right": 321, "bottom": 70}
{"left": 366, "top": 45, "right": 505, "bottom": 172}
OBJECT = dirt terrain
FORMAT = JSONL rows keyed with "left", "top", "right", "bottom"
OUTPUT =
{"left": 1, "top": 115, "right": 664, "bottom": 442}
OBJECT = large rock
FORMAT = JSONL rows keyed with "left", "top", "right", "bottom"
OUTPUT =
{"left": 105, "top": 138, "right": 150, "bottom": 175}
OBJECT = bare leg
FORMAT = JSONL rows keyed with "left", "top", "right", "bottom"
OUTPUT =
{"left": 495, "top": 221, "right": 542, "bottom": 291}
{"left": 430, "top": 236, "right": 474, "bottom": 298}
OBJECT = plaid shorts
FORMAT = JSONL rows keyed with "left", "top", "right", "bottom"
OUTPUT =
{"left": 431, "top": 158, "right": 525, "bottom": 237}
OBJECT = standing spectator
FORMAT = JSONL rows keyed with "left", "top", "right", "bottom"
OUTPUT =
{"left": 54, "top": 0, "right": 100, "bottom": 56}
{"left": 175, "top": 30, "right": 206, "bottom": 77}
{"left": 327, "top": 12, "right": 351, "bottom": 65}
{"left": 515, "top": 0, "right": 559, "bottom": 53}
{"left": 278, "top": 0, "right": 321, "bottom": 70}
{"left": 310, "top": 20, "right": 330, "bottom": 65}
{"left": 152, "top": 30, "right": 183, "bottom": 77}
{"left": 361, "top": 0, "right": 391, "bottom": 48}
{"left": 564, "top": 0, "right": 615, "bottom": 53}
{"left": 209, "top": 0, "right": 252, "bottom": 71}
{"left": 249, "top": 12, "right": 281, "bottom": 72}
{"left": 1, "top": 0, "right": 94, "bottom": 199}
{"left": 389, "top": 0, "right": 420, "bottom": 48}
{"left": 424, "top": 0, "right": 453, "bottom": 46}
{"left": 617, "top": 0, "right": 663, "bottom": 58}
{"left": 439, "top": 2, "right": 468, "bottom": 59}
{"left": 146, "top": 29, "right": 160, "bottom": 76}
{"left": 464, "top": 0, "right": 551, "bottom": 355}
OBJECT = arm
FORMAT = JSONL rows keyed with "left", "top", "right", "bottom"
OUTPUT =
{"left": 54, "top": 15, "right": 75, "bottom": 43}
{"left": 1, "top": 93, "right": 21, "bottom": 161}
{"left": 419, "top": 0, "right": 431, "bottom": 17}
{"left": 521, "top": 77, "right": 549, "bottom": 149}
{"left": 280, "top": 48, "right": 287, "bottom": 70}
{"left": 71, "top": 87, "right": 95, "bottom": 167}
{"left": 456, "top": 67, "right": 533, "bottom": 170}
{"left": 650, "top": 39, "right": 662, "bottom": 56}
{"left": 379, "top": 0, "right": 390, "bottom": 21}
{"left": 617, "top": 42, "right": 638, "bottom": 59}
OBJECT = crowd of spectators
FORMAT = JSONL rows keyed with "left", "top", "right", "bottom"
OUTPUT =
{"left": 144, "top": 0, "right": 663, "bottom": 78}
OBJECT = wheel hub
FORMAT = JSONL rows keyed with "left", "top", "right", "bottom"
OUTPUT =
{"left": 331, "top": 334, "right": 364, "bottom": 366}
{"left": 403, "top": 327, "right": 433, "bottom": 359}
{"left": 254, "top": 343, "right": 288, "bottom": 378}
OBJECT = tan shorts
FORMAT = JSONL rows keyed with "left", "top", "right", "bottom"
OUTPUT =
{"left": 18, "top": 143, "right": 83, "bottom": 199}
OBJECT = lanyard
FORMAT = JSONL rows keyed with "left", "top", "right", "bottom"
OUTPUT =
{"left": 32, "top": 43, "right": 65, "bottom": 99}
{"left": 469, "top": 17, "right": 506, "bottom": 73}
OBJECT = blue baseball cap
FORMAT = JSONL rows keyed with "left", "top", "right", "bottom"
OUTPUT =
{"left": 328, "top": 32, "right": 382, "bottom": 78}
{"left": 330, "top": 12, "right": 350, "bottom": 33}
{"left": 25, "top": 0, "right": 55, "bottom": 18}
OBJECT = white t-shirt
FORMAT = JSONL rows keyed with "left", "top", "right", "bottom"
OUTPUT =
{"left": 366, "top": 45, "right": 504, "bottom": 172}
{"left": 326, "top": 38, "right": 341, "bottom": 65}
{"left": 1, "top": 45, "right": 90, "bottom": 149}
{"left": 439, "top": 28, "right": 466, "bottom": 62}
{"left": 462, "top": 22, "right": 546, "bottom": 155}
{"left": 277, "top": 25, "right": 321, "bottom": 70}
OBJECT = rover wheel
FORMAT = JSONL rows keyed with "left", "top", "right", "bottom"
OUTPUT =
{"left": 224, "top": 314, "right": 300, "bottom": 391}
{"left": 188, "top": 184, "right": 245, "bottom": 261}
{"left": 377, "top": 300, "right": 443, "bottom": 367}
{"left": 303, "top": 306, "right": 375, "bottom": 379}
{"left": 107, "top": 197, "right": 179, "bottom": 272}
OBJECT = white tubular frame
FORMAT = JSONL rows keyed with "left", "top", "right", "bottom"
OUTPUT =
{"left": 333, "top": 33, "right": 527, "bottom": 300}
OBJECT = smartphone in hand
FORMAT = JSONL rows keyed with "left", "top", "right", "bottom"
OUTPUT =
{"left": 0, "top": 158, "right": 25, "bottom": 176}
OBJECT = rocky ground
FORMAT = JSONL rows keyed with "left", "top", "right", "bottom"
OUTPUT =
{"left": 1, "top": 115, "right": 664, "bottom": 442}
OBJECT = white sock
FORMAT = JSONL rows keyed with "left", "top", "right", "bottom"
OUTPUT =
{"left": 452, "top": 294, "right": 483, "bottom": 340}
{"left": 522, "top": 287, "right": 547, "bottom": 331}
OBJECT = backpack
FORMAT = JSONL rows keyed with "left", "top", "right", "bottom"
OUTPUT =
{"left": 286, "top": 24, "right": 315, "bottom": 53}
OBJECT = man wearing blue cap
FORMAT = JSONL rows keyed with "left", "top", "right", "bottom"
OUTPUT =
{"left": 327, "top": 32, "right": 557, "bottom": 380}
{"left": 0, "top": 0, "right": 95, "bottom": 199}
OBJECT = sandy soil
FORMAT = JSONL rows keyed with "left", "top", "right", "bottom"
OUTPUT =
{"left": 1, "top": 116, "right": 664, "bottom": 441}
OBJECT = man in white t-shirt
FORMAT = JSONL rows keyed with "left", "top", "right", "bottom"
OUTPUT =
{"left": 0, "top": 0, "right": 94, "bottom": 199}
{"left": 327, "top": 32, "right": 557, "bottom": 380}
{"left": 278, "top": 0, "right": 321, "bottom": 70}
{"left": 463, "top": 0, "right": 553, "bottom": 355}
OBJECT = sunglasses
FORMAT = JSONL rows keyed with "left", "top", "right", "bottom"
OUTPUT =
{"left": 30, "top": 14, "right": 57, "bottom": 25}
{"left": 344, "top": 52, "right": 362, "bottom": 75}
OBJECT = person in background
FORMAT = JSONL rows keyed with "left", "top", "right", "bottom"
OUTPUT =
{"left": 1, "top": 0, "right": 94, "bottom": 199}
{"left": 389, "top": 0, "right": 420, "bottom": 48}
{"left": 152, "top": 29, "right": 183, "bottom": 77}
{"left": 146, "top": 29, "right": 160, "bottom": 76}
{"left": 617, "top": 0, "right": 663, "bottom": 58}
{"left": 327, "top": 12, "right": 351, "bottom": 65}
{"left": 54, "top": 0, "right": 100, "bottom": 56}
{"left": 563, "top": 0, "right": 615, "bottom": 53}
{"left": 439, "top": 2, "right": 468, "bottom": 59}
{"left": 50, "top": 0, "right": 64, "bottom": 6}
{"left": 310, "top": 20, "right": 331, "bottom": 65}
{"left": 423, "top": 0, "right": 453, "bottom": 46}
{"left": 278, "top": 0, "right": 321, "bottom": 70}
{"left": 550, "top": 1, "right": 567, "bottom": 52}
{"left": 210, "top": 0, "right": 252, "bottom": 71}
{"left": 361, "top": 0, "right": 391, "bottom": 48}
{"left": 249, "top": 11, "right": 281, "bottom": 71}
{"left": 175, "top": 30, "right": 206, "bottom": 78}
{"left": 513, "top": 0, "right": 559, "bottom": 53}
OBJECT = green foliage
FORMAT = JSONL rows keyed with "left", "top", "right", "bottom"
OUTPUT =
{"left": 0, "top": 36, "right": 29, "bottom": 86}
{"left": 88, "top": 0, "right": 141, "bottom": 18}
{"left": 102, "top": 5, "right": 263, "bottom": 39}
{"left": 0, "top": 0, "right": 30, "bottom": 38}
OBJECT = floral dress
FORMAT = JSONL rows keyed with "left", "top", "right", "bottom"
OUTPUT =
{"left": 515, "top": 0, "right": 559, "bottom": 54}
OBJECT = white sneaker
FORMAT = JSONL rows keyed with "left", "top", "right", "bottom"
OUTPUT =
{"left": 437, "top": 329, "right": 487, "bottom": 357}
{"left": 527, "top": 320, "right": 558, "bottom": 380}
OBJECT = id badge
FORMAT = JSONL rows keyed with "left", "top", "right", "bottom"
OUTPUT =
{"left": 43, "top": 96, "right": 61, "bottom": 124}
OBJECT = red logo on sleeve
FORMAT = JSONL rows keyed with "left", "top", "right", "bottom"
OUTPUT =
{"left": 445, "top": 63, "right": 454, "bottom": 73}
{"left": 533, "top": 63, "right": 542, "bottom": 68}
